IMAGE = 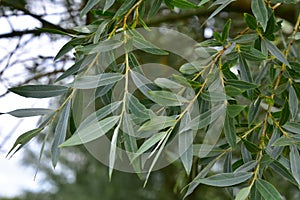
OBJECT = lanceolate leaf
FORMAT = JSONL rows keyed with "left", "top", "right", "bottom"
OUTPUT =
{"left": 196, "top": 172, "right": 253, "bottom": 187}
{"left": 109, "top": 125, "right": 120, "bottom": 180}
{"left": 235, "top": 187, "right": 251, "bottom": 200}
{"left": 148, "top": 0, "right": 162, "bottom": 19}
{"left": 7, "top": 127, "right": 44, "bottom": 157}
{"left": 72, "top": 73, "right": 123, "bottom": 89}
{"left": 132, "top": 36, "right": 168, "bottom": 55}
{"left": 81, "top": 0, "right": 101, "bottom": 17}
{"left": 186, "top": 105, "right": 226, "bottom": 131}
{"left": 130, "top": 70, "right": 153, "bottom": 99}
{"left": 289, "top": 86, "right": 298, "bottom": 121}
{"left": 170, "top": 0, "right": 198, "bottom": 9}
{"left": 133, "top": 131, "right": 166, "bottom": 160}
{"left": 104, "top": 0, "right": 115, "bottom": 12}
{"left": 263, "top": 39, "right": 290, "bottom": 67}
{"left": 126, "top": 93, "right": 150, "bottom": 119}
{"left": 251, "top": 0, "right": 268, "bottom": 31}
{"left": 282, "top": 122, "right": 300, "bottom": 134}
{"left": 55, "top": 58, "right": 84, "bottom": 82}
{"left": 138, "top": 116, "right": 176, "bottom": 131}
{"left": 60, "top": 116, "right": 120, "bottom": 147}
{"left": 270, "top": 160, "right": 298, "bottom": 186}
{"left": 51, "top": 100, "right": 71, "bottom": 167}
{"left": 207, "top": 0, "right": 235, "bottom": 21}
{"left": 5, "top": 108, "right": 54, "bottom": 118}
{"left": 256, "top": 179, "right": 282, "bottom": 200}
{"left": 227, "top": 105, "right": 246, "bottom": 118}
{"left": 154, "top": 78, "right": 184, "bottom": 90}
{"left": 77, "top": 39, "right": 123, "bottom": 54}
{"left": 148, "top": 90, "right": 188, "bottom": 106}
{"left": 290, "top": 145, "right": 300, "bottom": 185}
{"left": 226, "top": 79, "right": 259, "bottom": 90}
{"left": 244, "top": 13, "right": 257, "bottom": 30}
{"left": 179, "top": 130, "right": 193, "bottom": 175}
{"left": 224, "top": 112, "right": 237, "bottom": 148}
{"left": 9, "top": 85, "right": 68, "bottom": 98}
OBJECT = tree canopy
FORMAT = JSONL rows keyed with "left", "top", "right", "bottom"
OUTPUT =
{"left": 1, "top": 0, "right": 300, "bottom": 199}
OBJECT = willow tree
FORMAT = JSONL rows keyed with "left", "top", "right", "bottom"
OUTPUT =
{"left": 3, "top": 0, "right": 300, "bottom": 199}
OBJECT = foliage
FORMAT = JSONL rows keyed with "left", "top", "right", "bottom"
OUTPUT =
{"left": 2, "top": 0, "right": 300, "bottom": 199}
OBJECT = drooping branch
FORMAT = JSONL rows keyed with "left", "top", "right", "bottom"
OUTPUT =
{"left": 146, "top": 2, "right": 298, "bottom": 26}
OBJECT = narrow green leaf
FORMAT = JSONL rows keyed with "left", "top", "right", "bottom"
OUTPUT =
{"left": 9, "top": 85, "right": 68, "bottom": 98}
{"left": 289, "top": 86, "right": 298, "bottom": 121}
{"left": 234, "top": 160, "right": 257, "bottom": 173}
{"left": 241, "top": 47, "right": 267, "bottom": 61}
{"left": 114, "top": 0, "right": 136, "bottom": 19}
{"left": 6, "top": 108, "right": 53, "bottom": 118}
{"left": 222, "top": 19, "right": 231, "bottom": 43}
{"left": 76, "top": 101, "right": 122, "bottom": 133}
{"left": 283, "top": 122, "right": 300, "bottom": 134}
{"left": 7, "top": 127, "right": 44, "bottom": 157}
{"left": 290, "top": 145, "right": 300, "bottom": 185}
{"left": 184, "top": 154, "right": 221, "bottom": 198}
{"left": 251, "top": 0, "right": 268, "bottom": 31}
{"left": 54, "top": 38, "right": 85, "bottom": 60}
{"left": 179, "top": 130, "right": 193, "bottom": 175}
{"left": 227, "top": 105, "right": 246, "bottom": 118}
{"left": 193, "top": 144, "right": 225, "bottom": 158}
{"left": 132, "top": 37, "right": 168, "bottom": 55}
{"left": 270, "top": 160, "right": 298, "bottom": 186}
{"left": 207, "top": 0, "right": 235, "bottom": 21}
{"left": 224, "top": 112, "right": 237, "bottom": 148}
{"left": 201, "top": 91, "right": 232, "bottom": 102}
{"left": 55, "top": 58, "right": 84, "bottom": 82}
{"left": 104, "top": 0, "right": 115, "bottom": 12}
{"left": 60, "top": 116, "right": 120, "bottom": 147}
{"left": 51, "top": 100, "right": 71, "bottom": 167}
{"left": 226, "top": 79, "right": 259, "bottom": 90}
{"left": 248, "top": 97, "right": 261, "bottom": 126}
{"left": 109, "top": 125, "right": 119, "bottom": 180}
{"left": 196, "top": 172, "right": 253, "bottom": 187}
{"left": 133, "top": 131, "right": 166, "bottom": 160}
{"left": 138, "top": 116, "right": 176, "bottom": 131}
{"left": 263, "top": 39, "right": 290, "bottom": 67}
{"left": 224, "top": 152, "right": 232, "bottom": 173}
{"left": 130, "top": 70, "right": 154, "bottom": 99}
{"left": 147, "top": 0, "right": 162, "bottom": 19}
{"left": 241, "top": 138, "right": 261, "bottom": 153}
{"left": 78, "top": 39, "right": 122, "bottom": 54}
{"left": 279, "top": 100, "right": 290, "bottom": 125}
{"left": 232, "top": 34, "right": 259, "bottom": 44}
{"left": 81, "top": 0, "right": 101, "bottom": 17}
{"left": 154, "top": 78, "right": 184, "bottom": 90}
{"left": 72, "top": 73, "right": 123, "bottom": 89}
{"left": 179, "top": 62, "right": 205, "bottom": 75}
{"left": 235, "top": 187, "right": 251, "bottom": 200}
{"left": 256, "top": 179, "right": 282, "bottom": 200}
{"left": 249, "top": 182, "right": 262, "bottom": 200}
{"left": 149, "top": 90, "right": 188, "bottom": 106}
{"left": 126, "top": 93, "right": 150, "bottom": 120}
{"left": 93, "top": 20, "right": 109, "bottom": 43}
{"left": 272, "top": 136, "right": 294, "bottom": 146}
{"left": 187, "top": 105, "right": 226, "bottom": 130}
{"left": 238, "top": 55, "right": 253, "bottom": 82}
{"left": 170, "top": 0, "right": 198, "bottom": 9}
{"left": 244, "top": 13, "right": 257, "bottom": 30}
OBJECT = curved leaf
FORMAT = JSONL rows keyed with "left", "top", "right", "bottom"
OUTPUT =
{"left": 9, "top": 85, "right": 68, "bottom": 98}
{"left": 196, "top": 172, "right": 253, "bottom": 187}
{"left": 256, "top": 179, "right": 282, "bottom": 200}
{"left": 60, "top": 116, "right": 120, "bottom": 147}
